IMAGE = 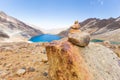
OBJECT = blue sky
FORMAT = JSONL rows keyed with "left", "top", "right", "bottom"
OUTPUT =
{"left": 0, "top": 0, "right": 120, "bottom": 29}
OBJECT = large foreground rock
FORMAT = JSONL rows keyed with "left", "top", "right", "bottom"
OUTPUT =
{"left": 46, "top": 41, "right": 93, "bottom": 80}
{"left": 46, "top": 40, "right": 120, "bottom": 80}
{"left": 80, "top": 43, "right": 120, "bottom": 80}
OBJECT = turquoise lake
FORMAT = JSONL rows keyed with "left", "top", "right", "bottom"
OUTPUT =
{"left": 29, "top": 34, "right": 62, "bottom": 42}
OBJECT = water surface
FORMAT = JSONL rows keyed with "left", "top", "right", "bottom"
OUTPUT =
{"left": 29, "top": 34, "right": 62, "bottom": 42}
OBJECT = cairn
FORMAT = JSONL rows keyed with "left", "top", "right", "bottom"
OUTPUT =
{"left": 69, "top": 21, "right": 81, "bottom": 33}
{"left": 68, "top": 21, "right": 90, "bottom": 47}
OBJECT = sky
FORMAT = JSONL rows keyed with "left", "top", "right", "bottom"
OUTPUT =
{"left": 0, "top": 0, "right": 120, "bottom": 29}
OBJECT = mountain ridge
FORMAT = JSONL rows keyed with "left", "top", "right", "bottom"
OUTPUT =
{"left": 0, "top": 11, "right": 43, "bottom": 42}
{"left": 58, "top": 17, "right": 120, "bottom": 41}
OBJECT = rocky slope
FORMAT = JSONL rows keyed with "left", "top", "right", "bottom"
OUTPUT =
{"left": 92, "top": 28, "right": 120, "bottom": 41}
{"left": 0, "top": 39, "right": 120, "bottom": 80}
{"left": 0, "top": 11, "right": 43, "bottom": 42}
{"left": 58, "top": 17, "right": 120, "bottom": 41}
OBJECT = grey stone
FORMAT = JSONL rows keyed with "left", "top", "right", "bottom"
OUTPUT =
{"left": 28, "top": 67, "right": 35, "bottom": 72}
{"left": 16, "top": 69, "right": 26, "bottom": 76}
{"left": 43, "top": 72, "right": 48, "bottom": 76}
{"left": 68, "top": 32, "right": 90, "bottom": 47}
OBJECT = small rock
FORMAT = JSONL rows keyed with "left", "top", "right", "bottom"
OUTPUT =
{"left": 68, "top": 32, "right": 90, "bottom": 47}
{"left": 103, "top": 40, "right": 111, "bottom": 48}
{"left": 6, "top": 64, "right": 12, "bottom": 68}
{"left": 118, "top": 60, "right": 120, "bottom": 66}
{"left": 42, "top": 49, "right": 46, "bottom": 54}
{"left": 41, "top": 59, "right": 48, "bottom": 63}
{"left": 69, "top": 21, "right": 81, "bottom": 33}
{"left": 43, "top": 72, "right": 48, "bottom": 76}
{"left": 3, "top": 63, "right": 7, "bottom": 67}
{"left": 21, "top": 66, "right": 26, "bottom": 70}
{"left": 0, "top": 70, "right": 3, "bottom": 74}
{"left": 71, "top": 21, "right": 80, "bottom": 29}
{"left": 0, "top": 70, "right": 9, "bottom": 77}
{"left": 0, "top": 57, "right": 5, "bottom": 60}
{"left": 16, "top": 69, "right": 26, "bottom": 76}
{"left": 28, "top": 67, "right": 35, "bottom": 72}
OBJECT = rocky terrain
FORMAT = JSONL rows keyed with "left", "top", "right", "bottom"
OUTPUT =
{"left": 58, "top": 17, "right": 120, "bottom": 41}
{"left": 0, "top": 11, "right": 120, "bottom": 80}
{"left": 92, "top": 28, "right": 120, "bottom": 41}
{"left": 46, "top": 39, "right": 120, "bottom": 80}
{"left": 45, "top": 22, "right": 120, "bottom": 80}
{"left": 0, "top": 11, "right": 43, "bottom": 42}
{"left": 0, "top": 42, "right": 49, "bottom": 80}
{"left": 0, "top": 40, "right": 120, "bottom": 80}
{"left": 0, "top": 21, "right": 120, "bottom": 80}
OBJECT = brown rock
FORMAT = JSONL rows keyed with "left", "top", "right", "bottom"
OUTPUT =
{"left": 69, "top": 28, "right": 81, "bottom": 34}
{"left": 16, "top": 69, "right": 26, "bottom": 76}
{"left": 71, "top": 21, "right": 80, "bottom": 29}
{"left": 43, "top": 71, "right": 48, "bottom": 76}
{"left": 103, "top": 40, "right": 111, "bottom": 48}
{"left": 68, "top": 32, "right": 90, "bottom": 47}
{"left": 41, "top": 59, "right": 48, "bottom": 63}
{"left": 69, "top": 21, "right": 81, "bottom": 34}
{"left": 28, "top": 67, "right": 35, "bottom": 72}
{"left": 46, "top": 41, "right": 93, "bottom": 80}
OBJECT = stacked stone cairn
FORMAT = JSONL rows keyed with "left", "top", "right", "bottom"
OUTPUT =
{"left": 68, "top": 21, "right": 90, "bottom": 47}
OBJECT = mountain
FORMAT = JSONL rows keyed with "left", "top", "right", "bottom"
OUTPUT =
{"left": 58, "top": 17, "right": 120, "bottom": 41}
{"left": 80, "top": 17, "right": 120, "bottom": 35}
{"left": 43, "top": 28, "right": 68, "bottom": 34}
{"left": 0, "top": 11, "right": 43, "bottom": 42}
{"left": 30, "top": 24, "right": 68, "bottom": 34}
{"left": 92, "top": 28, "right": 120, "bottom": 41}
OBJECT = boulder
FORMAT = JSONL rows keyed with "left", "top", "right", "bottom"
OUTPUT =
{"left": 79, "top": 43, "right": 120, "bottom": 80}
{"left": 68, "top": 32, "right": 90, "bottom": 47}
{"left": 0, "top": 31, "right": 9, "bottom": 38}
{"left": 46, "top": 41, "right": 93, "bottom": 80}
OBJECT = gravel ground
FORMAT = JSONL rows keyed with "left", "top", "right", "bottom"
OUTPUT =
{"left": 0, "top": 42, "right": 49, "bottom": 80}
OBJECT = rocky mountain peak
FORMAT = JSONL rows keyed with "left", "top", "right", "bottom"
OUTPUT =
{"left": 58, "top": 17, "right": 120, "bottom": 41}
{"left": 0, "top": 11, "right": 7, "bottom": 16}
{"left": 0, "top": 11, "right": 43, "bottom": 42}
{"left": 116, "top": 16, "right": 120, "bottom": 22}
